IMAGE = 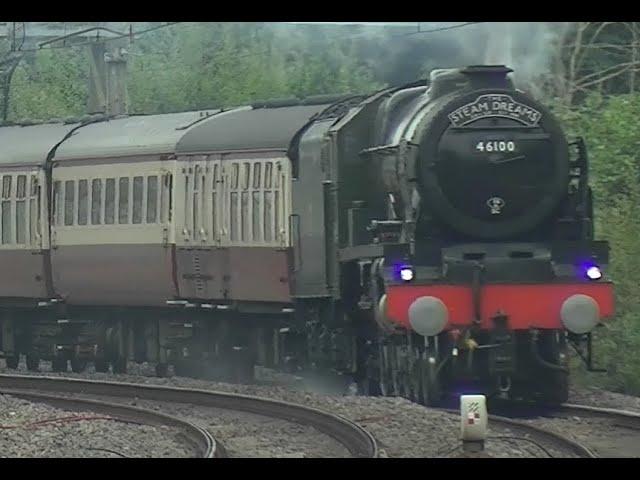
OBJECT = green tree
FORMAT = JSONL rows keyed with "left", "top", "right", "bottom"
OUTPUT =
{"left": 556, "top": 92, "right": 640, "bottom": 394}
{"left": 9, "top": 48, "right": 87, "bottom": 121}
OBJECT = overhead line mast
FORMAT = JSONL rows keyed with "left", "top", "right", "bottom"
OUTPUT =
{"left": 0, "top": 22, "right": 140, "bottom": 118}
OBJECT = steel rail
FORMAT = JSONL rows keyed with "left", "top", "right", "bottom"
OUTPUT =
{"left": 0, "top": 387, "right": 219, "bottom": 458}
{"left": 0, "top": 374, "right": 378, "bottom": 458}
{"left": 440, "top": 407, "right": 597, "bottom": 458}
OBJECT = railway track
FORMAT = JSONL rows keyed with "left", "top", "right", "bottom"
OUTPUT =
{"left": 558, "top": 404, "right": 640, "bottom": 458}
{"left": 0, "top": 374, "right": 378, "bottom": 458}
{"left": 0, "top": 389, "right": 218, "bottom": 458}
{"left": 461, "top": 409, "right": 596, "bottom": 458}
{"left": 486, "top": 402, "right": 640, "bottom": 458}
{"left": 253, "top": 367, "right": 624, "bottom": 457}
{"left": 4, "top": 368, "right": 638, "bottom": 458}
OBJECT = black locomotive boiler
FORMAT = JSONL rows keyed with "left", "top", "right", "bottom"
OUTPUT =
{"left": 0, "top": 65, "right": 613, "bottom": 405}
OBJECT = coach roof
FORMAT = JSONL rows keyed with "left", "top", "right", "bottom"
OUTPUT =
{"left": 0, "top": 101, "right": 336, "bottom": 166}
{"left": 53, "top": 111, "right": 218, "bottom": 161}
{"left": 0, "top": 123, "right": 80, "bottom": 167}
{"left": 175, "top": 104, "right": 330, "bottom": 154}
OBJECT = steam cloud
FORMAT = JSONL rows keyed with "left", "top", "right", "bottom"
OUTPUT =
{"left": 481, "top": 22, "right": 569, "bottom": 95}
{"left": 273, "top": 22, "right": 571, "bottom": 97}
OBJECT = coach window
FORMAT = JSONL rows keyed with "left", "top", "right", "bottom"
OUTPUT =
{"left": 133, "top": 176, "right": 143, "bottom": 224}
{"left": 160, "top": 174, "right": 172, "bottom": 223}
{"left": 118, "top": 177, "right": 129, "bottom": 224}
{"left": 265, "top": 163, "right": 272, "bottom": 189}
{"left": 264, "top": 162, "right": 274, "bottom": 242}
{"left": 2, "top": 176, "right": 11, "bottom": 199}
{"left": 242, "top": 162, "right": 250, "bottom": 190}
{"left": 16, "top": 175, "right": 26, "bottom": 198}
{"left": 192, "top": 167, "right": 200, "bottom": 234}
{"left": 91, "top": 179, "right": 102, "bottom": 225}
{"left": 53, "top": 181, "right": 62, "bottom": 226}
{"left": 198, "top": 171, "right": 205, "bottom": 234}
{"left": 29, "top": 175, "right": 39, "bottom": 245}
{"left": 16, "top": 175, "right": 26, "bottom": 244}
{"left": 16, "top": 175, "right": 27, "bottom": 243}
{"left": 202, "top": 173, "right": 207, "bottom": 233}
{"left": 1, "top": 176, "right": 11, "bottom": 244}
{"left": 147, "top": 176, "right": 158, "bottom": 223}
{"left": 78, "top": 180, "right": 88, "bottom": 226}
{"left": 264, "top": 194, "right": 272, "bottom": 243}
{"left": 241, "top": 191, "right": 249, "bottom": 242}
{"left": 275, "top": 163, "right": 282, "bottom": 242}
{"left": 252, "top": 163, "right": 261, "bottom": 242}
{"left": 230, "top": 164, "right": 238, "bottom": 241}
{"left": 168, "top": 174, "right": 173, "bottom": 222}
{"left": 274, "top": 162, "right": 281, "bottom": 188}
{"left": 274, "top": 188, "right": 280, "bottom": 243}
{"left": 231, "top": 163, "right": 239, "bottom": 189}
{"left": 183, "top": 173, "right": 190, "bottom": 230}
{"left": 64, "top": 180, "right": 75, "bottom": 226}
{"left": 241, "top": 162, "right": 250, "bottom": 242}
{"left": 230, "top": 191, "right": 238, "bottom": 241}
{"left": 230, "top": 163, "right": 239, "bottom": 241}
{"left": 105, "top": 178, "right": 115, "bottom": 224}
{"left": 211, "top": 165, "right": 218, "bottom": 237}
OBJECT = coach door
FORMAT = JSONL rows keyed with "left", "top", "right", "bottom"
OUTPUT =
{"left": 0, "top": 168, "right": 49, "bottom": 299}
{"left": 175, "top": 155, "right": 226, "bottom": 300}
{"left": 218, "top": 157, "right": 293, "bottom": 302}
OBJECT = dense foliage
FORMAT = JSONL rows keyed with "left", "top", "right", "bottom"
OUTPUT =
{"left": 557, "top": 94, "right": 640, "bottom": 393}
{"left": 1, "top": 22, "right": 640, "bottom": 394}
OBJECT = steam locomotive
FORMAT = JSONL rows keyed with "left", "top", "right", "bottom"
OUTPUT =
{"left": 0, "top": 65, "right": 613, "bottom": 405}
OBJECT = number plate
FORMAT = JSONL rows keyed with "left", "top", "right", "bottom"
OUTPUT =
{"left": 475, "top": 140, "right": 517, "bottom": 153}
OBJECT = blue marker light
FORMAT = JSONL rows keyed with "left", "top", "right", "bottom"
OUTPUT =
{"left": 586, "top": 265, "right": 602, "bottom": 281}
{"left": 400, "top": 266, "right": 415, "bottom": 282}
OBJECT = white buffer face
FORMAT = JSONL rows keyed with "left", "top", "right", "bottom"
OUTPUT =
{"left": 560, "top": 294, "right": 600, "bottom": 334}
{"left": 408, "top": 296, "right": 448, "bottom": 337}
{"left": 460, "top": 395, "right": 488, "bottom": 442}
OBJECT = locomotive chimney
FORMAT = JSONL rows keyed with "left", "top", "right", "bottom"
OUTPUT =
{"left": 461, "top": 65, "right": 514, "bottom": 90}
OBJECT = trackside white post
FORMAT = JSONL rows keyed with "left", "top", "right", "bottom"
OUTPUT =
{"left": 460, "top": 394, "right": 488, "bottom": 453}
